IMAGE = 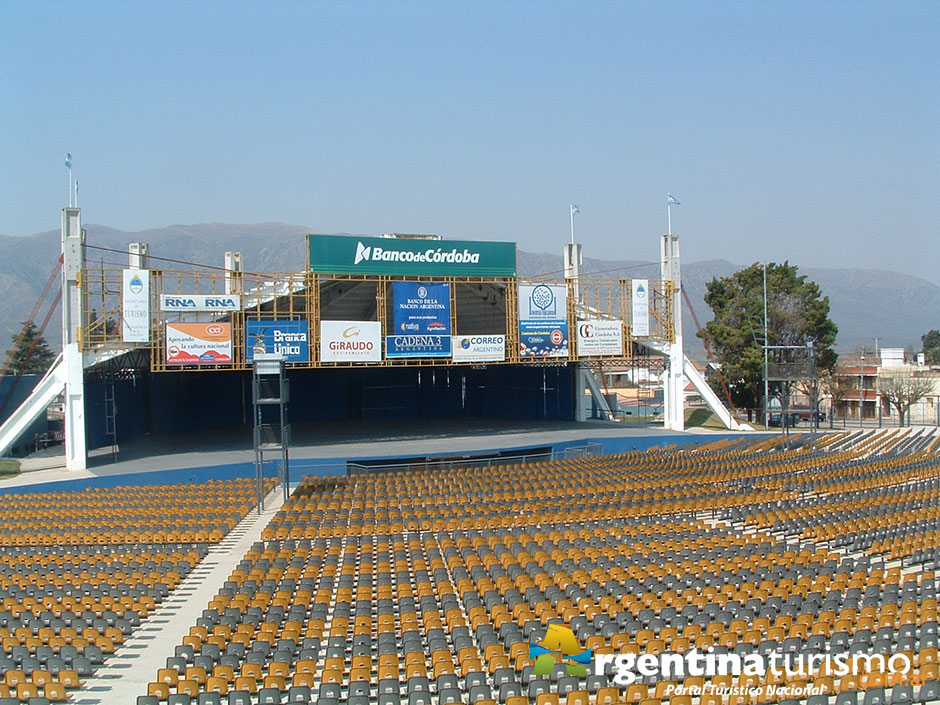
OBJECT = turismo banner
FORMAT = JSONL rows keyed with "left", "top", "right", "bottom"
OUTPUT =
{"left": 576, "top": 320, "right": 624, "bottom": 356}
{"left": 320, "top": 321, "right": 382, "bottom": 362}
{"left": 452, "top": 334, "right": 506, "bottom": 363}
{"left": 166, "top": 322, "right": 232, "bottom": 365}
{"left": 307, "top": 234, "right": 517, "bottom": 277}
{"left": 519, "top": 284, "right": 569, "bottom": 357}
{"left": 122, "top": 269, "right": 150, "bottom": 343}
{"left": 388, "top": 282, "right": 452, "bottom": 357}
{"left": 245, "top": 320, "right": 309, "bottom": 363}
{"left": 160, "top": 294, "right": 241, "bottom": 311}
{"left": 631, "top": 279, "right": 650, "bottom": 337}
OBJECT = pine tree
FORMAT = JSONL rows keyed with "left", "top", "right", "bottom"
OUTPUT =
{"left": 7, "top": 322, "right": 56, "bottom": 376}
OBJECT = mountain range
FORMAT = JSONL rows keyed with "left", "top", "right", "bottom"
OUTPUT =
{"left": 0, "top": 222, "right": 936, "bottom": 360}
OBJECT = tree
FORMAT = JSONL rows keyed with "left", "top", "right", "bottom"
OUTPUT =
{"left": 700, "top": 262, "right": 838, "bottom": 420}
{"left": 821, "top": 370, "right": 855, "bottom": 425}
{"left": 6, "top": 322, "right": 56, "bottom": 376}
{"left": 878, "top": 374, "right": 934, "bottom": 426}
{"left": 923, "top": 329, "right": 940, "bottom": 365}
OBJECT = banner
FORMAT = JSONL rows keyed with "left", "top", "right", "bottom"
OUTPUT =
{"left": 452, "top": 334, "right": 506, "bottom": 363}
{"left": 519, "top": 284, "right": 568, "bottom": 358}
{"left": 122, "top": 269, "right": 150, "bottom": 343}
{"left": 308, "top": 234, "right": 517, "bottom": 277}
{"left": 166, "top": 323, "right": 232, "bottom": 365}
{"left": 160, "top": 294, "right": 241, "bottom": 312}
{"left": 576, "top": 320, "right": 624, "bottom": 356}
{"left": 631, "top": 279, "right": 650, "bottom": 337}
{"left": 388, "top": 282, "right": 452, "bottom": 357}
{"left": 246, "top": 320, "right": 309, "bottom": 363}
{"left": 386, "top": 335, "right": 452, "bottom": 358}
{"left": 320, "top": 321, "right": 382, "bottom": 362}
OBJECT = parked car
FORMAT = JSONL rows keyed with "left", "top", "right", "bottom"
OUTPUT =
{"left": 769, "top": 410, "right": 825, "bottom": 427}
{"left": 768, "top": 413, "right": 801, "bottom": 427}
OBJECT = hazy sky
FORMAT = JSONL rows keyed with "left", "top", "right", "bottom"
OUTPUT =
{"left": 2, "top": 1, "right": 938, "bottom": 283}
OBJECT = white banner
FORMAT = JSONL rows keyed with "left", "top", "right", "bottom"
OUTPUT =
{"left": 160, "top": 294, "right": 241, "bottom": 311}
{"left": 122, "top": 269, "right": 150, "bottom": 343}
{"left": 166, "top": 322, "right": 232, "bottom": 365}
{"left": 320, "top": 321, "right": 382, "bottom": 362}
{"left": 452, "top": 335, "right": 506, "bottom": 363}
{"left": 576, "top": 320, "right": 623, "bottom": 356}
{"left": 631, "top": 279, "right": 650, "bottom": 337}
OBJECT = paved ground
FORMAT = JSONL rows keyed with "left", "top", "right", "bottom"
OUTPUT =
{"left": 5, "top": 418, "right": 731, "bottom": 488}
{"left": 72, "top": 486, "right": 285, "bottom": 705}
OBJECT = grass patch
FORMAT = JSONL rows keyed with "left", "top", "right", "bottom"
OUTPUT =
{"left": 685, "top": 408, "right": 726, "bottom": 429}
{"left": 0, "top": 459, "right": 21, "bottom": 478}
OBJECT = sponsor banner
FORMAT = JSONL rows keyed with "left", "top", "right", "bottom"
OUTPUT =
{"left": 246, "top": 320, "right": 309, "bottom": 363}
{"left": 166, "top": 322, "right": 232, "bottom": 365}
{"left": 307, "top": 234, "right": 517, "bottom": 277}
{"left": 519, "top": 284, "right": 569, "bottom": 358}
{"left": 386, "top": 335, "right": 452, "bottom": 358}
{"left": 393, "top": 282, "right": 451, "bottom": 335}
{"left": 160, "top": 294, "right": 241, "bottom": 311}
{"left": 320, "top": 321, "right": 382, "bottom": 362}
{"left": 122, "top": 269, "right": 150, "bottom": 343}
{"left": 631, "top": 279, "right": 650, "bottom": 337}
{"left": 576, "top": 320, "right": 624, "bottom": 356}
{"left": 452, "top": 334, "right": 506, "bottom": 363}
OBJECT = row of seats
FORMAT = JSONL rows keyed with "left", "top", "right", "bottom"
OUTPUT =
{"left": 143, "top": 431, "right": 940, "bottom": 704}
{"left": 0, "top": 477, "right": 276, "bottom": 701}
{"left": 0, "top": 478, "right": 270, "bottom": 546}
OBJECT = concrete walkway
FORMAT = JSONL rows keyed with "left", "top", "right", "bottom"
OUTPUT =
{"left": 2, "top": 418, "right": 730, "bottom": 488}
{"left": 71, "top": 486, "right": 285, "bottom": 705}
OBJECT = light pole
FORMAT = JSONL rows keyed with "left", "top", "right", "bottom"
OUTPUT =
{"left": 859, "top": 354, "right": 865, "bottom": 427}
{"left": 763, "top": 263, "right": 769, "bottom": 426}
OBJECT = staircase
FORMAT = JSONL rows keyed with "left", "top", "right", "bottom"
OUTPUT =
{"left": 0, "top": 354, "right": 66, "bottom": 457}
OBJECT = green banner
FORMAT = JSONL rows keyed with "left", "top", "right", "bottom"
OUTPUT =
{"left": 308, "top": 234, "right": 517, "bottom": 277}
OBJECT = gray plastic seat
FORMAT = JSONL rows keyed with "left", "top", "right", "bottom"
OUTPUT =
{"left": 438, "top": 688, "right": 463, "bottom": 704}
{"left": 257, "top": 689, "right": 282, "bottom": 705}
{"left": 285, "top": 687, "right": 311, "bottom": 703}
{"left": 348, "top": 681, "right": 369, "bottom": 697}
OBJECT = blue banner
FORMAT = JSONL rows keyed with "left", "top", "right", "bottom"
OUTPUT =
{"left": 245, "top": 320, "right": 309, "bottom": 363}
{"left": 519, "top": 284, "right": 569, "bottom": 357}
{"left": 390, "top": 282, "right": 451, "bottom": 356}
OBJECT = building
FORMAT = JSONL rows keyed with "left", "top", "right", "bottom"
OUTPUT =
{"left": 830, "top": 349, "right": 940, "bottom": 425}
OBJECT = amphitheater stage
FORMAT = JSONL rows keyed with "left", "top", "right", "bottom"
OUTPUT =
{"left": 5, "top": 418, "right": 743, "bottom": 492}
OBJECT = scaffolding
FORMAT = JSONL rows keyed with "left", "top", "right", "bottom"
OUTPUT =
{"left": 78, "top": 268, "right": 675, "bottom": 372}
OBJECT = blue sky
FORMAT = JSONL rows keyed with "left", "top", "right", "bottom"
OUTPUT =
{"left": 2, "top": 1, "right": 938, "bottom": 283}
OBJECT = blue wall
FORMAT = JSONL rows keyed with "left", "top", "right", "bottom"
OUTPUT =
{"left": 0, "top": 374, "right": 49, "bottom": 457}
{"left": 0, "top": 432, "right": 760, "bottom": 496}
{"left": 84, "top": 364, "right": 576, "bottom": 449}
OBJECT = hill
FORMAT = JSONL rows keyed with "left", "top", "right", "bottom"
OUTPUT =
{"left": 0, "top": 223, "right": 935, "bottom": 359}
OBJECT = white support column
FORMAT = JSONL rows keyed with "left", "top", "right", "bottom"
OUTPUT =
{"left": 579, "top": 365, "right": 614, "bottom": 421}
{"left": 661, "top": 233, "right": 685, "bottom": 431}
{"left": 224, "top": 251, "right": 244, "bottom": 296}
{"left": 128, "top": 242, "right": 149, "bottom": 268}
{"left": 62, "top": 208, "right": 87, "bottom": 470}
{"left": 564, "top": 242, "right": 583, "bottom": 309}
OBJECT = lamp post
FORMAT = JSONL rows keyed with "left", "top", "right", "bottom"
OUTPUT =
{"left": 763, "top": 263, "right": 769, "bottom": 426}
{"left": 859, "top": 354, "right": 865, "bottom": 427}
